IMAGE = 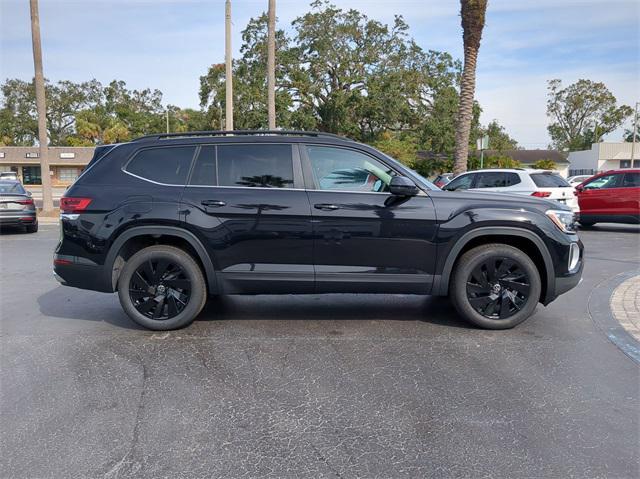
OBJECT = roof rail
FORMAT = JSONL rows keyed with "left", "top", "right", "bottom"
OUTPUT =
{"left": 131, "top": 130, "right": 353, "bottom": 142}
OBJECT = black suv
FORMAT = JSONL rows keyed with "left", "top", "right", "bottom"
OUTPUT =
{"left": 54, "top": 131, "right": 583, "bottom": 330}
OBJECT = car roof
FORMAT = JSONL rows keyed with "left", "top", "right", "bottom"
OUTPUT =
{"left": 130, "top": 130, "right": 355, "bottom": 145}
{"left": 597, "top": 169, "right": 640, "bottom": 175}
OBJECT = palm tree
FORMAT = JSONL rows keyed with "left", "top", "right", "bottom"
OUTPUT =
{"left": 29, "top": 0, "right": 54, "bottom": 215}
{"left": 453, "top": 0, "right": 488, "bottom": 175}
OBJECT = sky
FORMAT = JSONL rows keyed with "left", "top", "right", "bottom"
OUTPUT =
{"left": 1, "top": 0, "right": 639, "bottom": 148}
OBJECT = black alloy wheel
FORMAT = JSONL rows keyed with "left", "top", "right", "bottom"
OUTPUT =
{"left": 465, "top": 257, "right": 530, "bottom": 320}
{"left": 129, "top": 258, "right": 192, "bottom": 320}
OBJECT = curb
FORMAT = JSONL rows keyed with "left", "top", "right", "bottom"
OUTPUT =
{"left": 588, "top": 270, "right": 640, "bottom": 365}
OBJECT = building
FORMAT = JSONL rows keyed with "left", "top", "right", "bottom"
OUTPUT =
{"left": 567, "top": 142, "right": 639, "bottom": 176}
{"left": 0, "top": 146, "right": 94, "bottom": 186}
{"left": 474, "top": 149, "right": 570, "bottom": 177}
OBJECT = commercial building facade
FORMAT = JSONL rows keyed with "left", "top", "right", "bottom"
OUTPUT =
{"left": 0, "top": 146, "right": 94, "bottom": 186}
{"left": 567, "top": 142, "right": 639, "bottom": 176}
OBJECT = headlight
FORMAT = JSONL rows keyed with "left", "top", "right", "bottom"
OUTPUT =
{"left": 546, "top": 209, "right": 576, "bottom": 233}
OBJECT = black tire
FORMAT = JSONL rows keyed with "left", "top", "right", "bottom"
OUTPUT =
{"left": 117, "top": 245, "right": 207, "bottom": 330}
{"left": 25, "top": 222, "right": 38, "bottom": 233}
{"left": 450, "top": 243, "right": 541, "bottom": 330}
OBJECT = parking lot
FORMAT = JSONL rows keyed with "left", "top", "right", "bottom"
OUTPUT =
{"left": 1, "top": 223, "right": 639, "bottom": 478}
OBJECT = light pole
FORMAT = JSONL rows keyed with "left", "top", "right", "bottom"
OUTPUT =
{"left": 225, "top": 0, "right": 233, "bottom": 131}
{"left": 29, "top": 0, "right": 53, "bottom": 215}
{"left": 267, "top": 0, "right": 276, "bottom": 130}
{"left": 631, "top": 102, "right": 639, "bottom": 163}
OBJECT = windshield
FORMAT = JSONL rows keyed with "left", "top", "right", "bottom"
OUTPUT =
{"left": 0, "top": 182, "right": 26, "bottom": 195}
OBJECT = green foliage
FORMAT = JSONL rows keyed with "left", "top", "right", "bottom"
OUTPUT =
{"left": 546, "top": 79, "right": 633, "bottom": 151}
{"left": 532, "top": 159, "right": 557, "bottom": 170}
{"left": 200, "top": 1, "right": 461, "bottom": 142}
{"left": 467, "top": 155, "right": 521, "bottom": 170}
{"left": 480, "top": 120, "right": 518, "bottom": 151}
{"left": 0, "top": 78, "right": 167, "bottom": 145}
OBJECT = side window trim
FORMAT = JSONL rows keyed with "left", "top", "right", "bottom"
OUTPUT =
{"left": 299, "top": 143, "right": 400, "bottom": 193}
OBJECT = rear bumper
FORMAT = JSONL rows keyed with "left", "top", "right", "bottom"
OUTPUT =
{"left": 53, "top": 254, "right": 112, "bottom": 293}
{"left": 0, "top": 213, "right": 37, "bottom": 226}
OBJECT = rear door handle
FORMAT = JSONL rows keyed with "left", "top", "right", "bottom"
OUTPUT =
{"left": 314, "top": 203, "right": 340, "bottom": 211}
{"left": 201, "top": 200, "right": 226, "bottom": 208}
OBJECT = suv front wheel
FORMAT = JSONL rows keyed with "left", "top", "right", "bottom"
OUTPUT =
{"left": 117, "top": 245, "right": 207, "bottom": 330}
{"left": 450, "top": 244, "right": 541, "bottom": 329}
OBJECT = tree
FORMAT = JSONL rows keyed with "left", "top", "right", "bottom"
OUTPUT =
{"left": 532, "top": 159, "right": 557, "bottom": 170}
{"left": 29, "top": 0, "right": 53, "bottom": 214}
{"left": 546, "top": 79, "right": 633, "bottom": 151}
{"left": 453, "top": 0, "right": 488, "bottom": 175}
{"left": 481, "top": 120, "right": 518, "bottom": 151}
{"left": 200, "top": 1, "right": 460, "bottom": 141}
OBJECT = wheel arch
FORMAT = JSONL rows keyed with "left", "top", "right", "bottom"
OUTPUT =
{"left": 432, "top": 227, "right": 556, "bottom": 304}
{"left": 105, "top": 226, "right": 218, "bottom": 294}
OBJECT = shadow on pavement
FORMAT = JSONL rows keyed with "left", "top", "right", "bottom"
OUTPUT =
{"left": 0, "top": 226, "right": 30, "bottom": 235}
{"left": 197, "top": 294, "right": 470, "bottom": 329}
{"left": 578, "top": 223, "right": 640, "bottom": 234}
{"left": 36, "top": 286, "right": 144, "bottom": 330}
{"left": 37, "top": 287, "right": 470, "bottom": 330}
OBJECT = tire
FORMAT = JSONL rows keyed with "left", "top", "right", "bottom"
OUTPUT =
{"left": 25, "top": 222, "right": 38, "bottom": 233}
{"left": 450, "top": 243, "right": 541, "bottom": 330}
{"left": 117, "top": 245, "right": 207, "bottom": 330}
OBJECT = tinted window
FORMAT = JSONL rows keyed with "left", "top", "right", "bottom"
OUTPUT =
{"left": 444, "top": 174, "right": 474, "bottom": 191}
{"left": 0, "top": 182, "right": 26, "bottom": 194}
{"left": 307, "top": 146, "right": 395, "bottom": 192}
{"left": 622, "top": 172, "right": 640, "bottom": 187}
{"left": 475, "top": 172, "right": 521, "bottom": 188}
{"left": 127, "top": 147, "right": 195, "bottom": 184}
{"left": 189, "top": 146, "right": 216, "bottom": 186}
{"left": 583, "top": 174, "right": 621, "bottom": 189}
{"left": 530, "top": 173, "right": 570, "bottom": 187}
{"left": 217, "top": 144, "right": 293, "bottom": 188}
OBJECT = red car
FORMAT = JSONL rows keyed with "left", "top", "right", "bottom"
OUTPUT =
{"left": 576, "top": 169, "right": 640, "bottom": 226}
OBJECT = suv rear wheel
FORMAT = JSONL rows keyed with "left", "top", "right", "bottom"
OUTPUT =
{"left": 450, "top": 244, "right": 541, "bottom": 329}
{"left": 117, "top": 245, "right": 207, "bottom": 330}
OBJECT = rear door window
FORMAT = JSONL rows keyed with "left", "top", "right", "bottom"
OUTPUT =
{"left": 475, "top": 172, "right": 521, "bottom": 188}
{"left": 444, "top": 174, "right": 475, "bottom": 191}
{"left": 126, "top": 146, "right": 196, "bottom": 185}
{"left": 530, "top": 173, "right": 571, "bottom": 188}
{"left": 189, "top": 146, "right": 217, "bottom": 186}
{"left": 217, "top": 144, "right": 294, "bottom": 188}
{"left": 622, "top": 172, "right": 640, "bottom": 188}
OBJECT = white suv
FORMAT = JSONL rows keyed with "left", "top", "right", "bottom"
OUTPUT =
{"left": 443, "top": 169, "right": 579, "bottom": 212}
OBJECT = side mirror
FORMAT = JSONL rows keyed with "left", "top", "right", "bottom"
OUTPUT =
{"left": 575, "top": 184, "right": 584, "bottom": 193}
{"left": 389, "top": 176, "right": 419, "bottom": 196}
{"left": 26, "top": 190, "right": 33, "bottom": 197}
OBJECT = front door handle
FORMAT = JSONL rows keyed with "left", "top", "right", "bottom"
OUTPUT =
{"left": 201, "top": 200, "right": 226, "bottom": 208}
{"left": 314, "top": 203, "right": 340, "bottom": 211}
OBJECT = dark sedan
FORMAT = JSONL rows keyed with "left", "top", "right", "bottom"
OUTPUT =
{"left": 0, "top": 180, "right": 38, "bottom": 233}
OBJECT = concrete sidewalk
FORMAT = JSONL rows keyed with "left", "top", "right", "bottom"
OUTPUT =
{"left": 611, "top": 274, "right": 640, "bottom": 341}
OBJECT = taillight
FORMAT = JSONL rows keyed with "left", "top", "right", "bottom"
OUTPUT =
{"left": 531, "top": 191, "right": 551, "bottom": 198}
{"left": 16, "top": 199, "right": 34, "bottom": 205}
{"left": 60, "top": 197, "right": 92, "bottom": 213}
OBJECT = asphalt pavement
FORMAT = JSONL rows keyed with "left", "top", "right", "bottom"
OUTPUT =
{"left": 1, "top": 223, "right": 639, "bottom": 478}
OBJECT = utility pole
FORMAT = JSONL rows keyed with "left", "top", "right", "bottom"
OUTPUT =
{"left": 166, "top": 109, "right": 170, "bottom": 133}
{"left": 29, "top": 0, "right": 53, "bottom": 215}
{"left": 631, "top": 102, "right": 639, "bottom": 163}
{"left": 225, "top": 0, "right": 233, "bottom": 131}
{"left": 267, "top": 0, "right": 276, "bottom": 130}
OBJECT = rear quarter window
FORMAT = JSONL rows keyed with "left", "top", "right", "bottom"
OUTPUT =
{"left": 126, "top": 146, "right": 196, "bottom": 185}
{"left": 530, "top": 173, "right": 570, "bottom": 188}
